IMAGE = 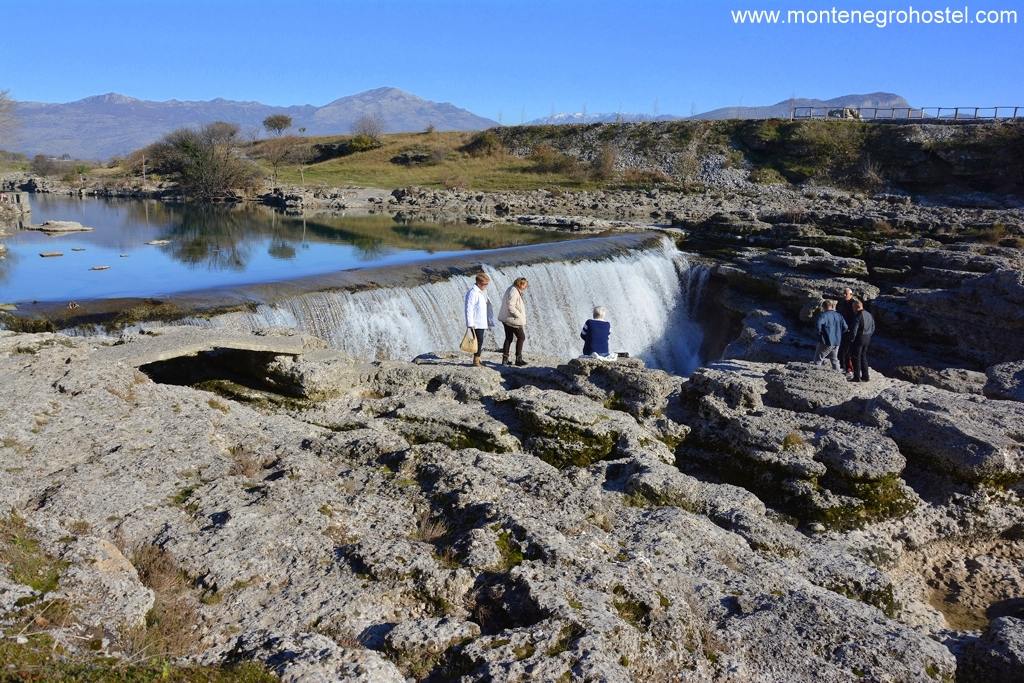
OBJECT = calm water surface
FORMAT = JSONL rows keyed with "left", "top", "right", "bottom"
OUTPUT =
{"left": 0, "top": 196, "right": 573, "bottom": 303}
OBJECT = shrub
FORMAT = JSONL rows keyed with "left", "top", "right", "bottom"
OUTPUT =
{"left": 750, "top": 166, "right": 787, "bottom": 184}
{"left": 441, "top": 174, "right": 468, "bottom": 190}
{"left": 870, "top": 219, "right": 897, "bottom": 235}
{"left": 145, "top": 123, "right": 260, "bottom": 199}
{"left": 591, "top": 144, "right": 618, "bottom": 180}
{"left": 30, "top": 155, "right": 65, "bottom": 177}
{"left": 461, "top": 130, "right": 504, "bottom": 157}
{"left": 857, "top": 155, "right": 885, "bottom": 191}
{"left": 980, "top": 223, "right": 1008, "bottom": 243}
{"left": 620, "top": 168, "right": 672, "bottom": 186}
{"left": 307, "top": 135, "right": 382, "bottom": 163}
{"left": 724, "top": 148, "right": 745, "bottom": 168}
{"left": 528, "top": 144, "right": 580, "bottom": 174}
{"left": 348, "top": 134, "right": 381, "bottom": 153}
{"left": 351, "top": 114, "right": 383, "bottom": 140}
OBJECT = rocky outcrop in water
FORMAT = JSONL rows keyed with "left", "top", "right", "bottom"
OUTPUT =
{"left": 2, "top": 327, "right": 1021, "bottom": 681}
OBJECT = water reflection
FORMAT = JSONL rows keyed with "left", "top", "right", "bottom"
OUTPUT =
{"left": 108, "top": 200, "right": 556, "bottom": 268}
{"left": 0, "top": 196, "right": 576, "bottom": 303}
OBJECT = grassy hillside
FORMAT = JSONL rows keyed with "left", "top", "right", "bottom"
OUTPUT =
{"left": 244, "top": 120, "right": 1024, "bottom": 195}
{"left": 247, "top": 131, "right": 601, "bottom": 191}
{"left": 14, "top": 120, "right": 1024, "bottom": 196}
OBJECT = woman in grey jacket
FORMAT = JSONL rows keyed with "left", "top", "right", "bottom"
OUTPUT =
{"left": 498, "top": 277, "right": 529, "bottom": 366}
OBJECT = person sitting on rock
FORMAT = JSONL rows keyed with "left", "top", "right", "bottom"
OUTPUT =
{"left": 837, "top": 287, "right": 857, "bottom": 377}
{"left": 813, "top": 299, "right": 848, "bottom": 371}
{"left": 581, "top": 306, "right": 613, "bottom": 359}
{"left": 464, "top": 272, "right": 494, "bottom": 367}
{"left": 848, "top": 299, "right": 876, "bottom": 383}
{"left": 498, "top": 277, "right": 529, "bottom": 366}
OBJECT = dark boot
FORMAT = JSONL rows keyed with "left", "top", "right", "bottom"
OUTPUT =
{"left": 515, "top": 357, "right": 528, "bottom": 366}
{"left": 501, "top": 355, "right": 509, "bottom": 365}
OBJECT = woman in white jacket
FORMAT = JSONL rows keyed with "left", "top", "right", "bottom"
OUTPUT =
{"left": 464, "top": 273, "right": 494, "bottom": 366}
{"left": 498, "top": 277, "right": 529, "bottom": 366}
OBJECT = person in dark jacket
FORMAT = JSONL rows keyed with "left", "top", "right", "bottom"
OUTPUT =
{"left": 848, "top": 299, "right": 876, "bottom": 382}
{"left": 581, "top": 306, "right": 612, "bottom": 358}
{"left": 813, "top": 300, "right": 848, "bottom": 370}
{"left": 836, "top": 287, "right": 857, "bottom": 375}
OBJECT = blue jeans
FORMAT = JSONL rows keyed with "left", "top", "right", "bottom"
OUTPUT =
{"left": 814, "top": 343, "right": 841, "bottom": 371}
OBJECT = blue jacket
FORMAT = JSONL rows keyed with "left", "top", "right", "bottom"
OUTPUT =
{"left": 581, "top": 319, "right": 611, "bottom": 356}
{"left": 816, "top": 310, "right": 848, "bottom": 347}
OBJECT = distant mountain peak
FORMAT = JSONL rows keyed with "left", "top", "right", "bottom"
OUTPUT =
{"left": 77, "top": 92, "right": 140, "bottom": 105}
{"left": 529, "top": 93, "right": 913, "bottom": 126}
{"left": 7, "top": 88, "right": 497, "bottom": 159}
{"left": 690, "top": 92, "right": 912, "bottom": 120}
{"left": 360, "top": 86, "right": 410, "bottom": 97}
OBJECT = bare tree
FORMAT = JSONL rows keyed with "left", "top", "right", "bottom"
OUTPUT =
{"left": 205, "top": 121, "right": 240, "bottom": 145}
{"left": 263, "top": 114, "right": 292, "bottom": 137}
{"left": 0, "top": 90, "right": 16, "bottom": 145}
{"left": 262, "top": 136, "right": 310, "bottom": 184}
{"left": 351, "top": 113, "right": 383, "bottom": 140}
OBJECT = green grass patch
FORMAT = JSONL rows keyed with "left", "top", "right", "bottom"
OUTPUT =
{"left": 494, "top": 531, "right": 524, "bottom": 571}
{"left": 0, "top": 511, "right": 68, "bottom": 594}
{"left": 0, "top": 633, "right": 277, "bottom": 683}
{"left": 545, "top": 622, "right": 584, "bottom": 656}
{"left": 612, "top": 585, "right": 651, "bottom": 630}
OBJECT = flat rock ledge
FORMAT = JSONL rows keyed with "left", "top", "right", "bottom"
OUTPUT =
{"left": 1, "top": 327, "right": 1022, "bottom": 682}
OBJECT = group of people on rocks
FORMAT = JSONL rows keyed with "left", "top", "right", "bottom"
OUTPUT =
{"left": 463, "top": 273, "right": 612, "bottom": 366}
{"left": 464, "top": 273, "right": 876, "bottom": 380}
{"left": 814, "top": 287, "right": 875, "bottom": 382}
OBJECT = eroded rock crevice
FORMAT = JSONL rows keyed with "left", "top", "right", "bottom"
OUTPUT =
{"left": 1, "top": 327, "right": 1021, "bottom": 681}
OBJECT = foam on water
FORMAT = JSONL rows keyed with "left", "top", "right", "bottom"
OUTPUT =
{"left": 188, "top": 237, "right": 709, "bottom": 374}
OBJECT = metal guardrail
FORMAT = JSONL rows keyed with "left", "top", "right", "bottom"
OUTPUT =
{"left": 792, "top": 106, "right": 1022, "bottom": 121}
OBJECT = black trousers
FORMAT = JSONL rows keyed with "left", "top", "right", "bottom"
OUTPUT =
{"left": 502, "top": 323, "right": 526, "bottom": 359}
{"left": 852, "top": 334, "right": 871, "bottom": 380}
{"left": 473, "top": 328, "right": 485, "bottom": 359}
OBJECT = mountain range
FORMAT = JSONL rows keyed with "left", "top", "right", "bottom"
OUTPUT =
{"left": 528, "top": 92, "right": 911, "bottom": 125}
{"left": 4, "top": 90, "right": 912, "bottom": 160}
{"left": 5, "top": 87, "right": 498, "bottom": 159}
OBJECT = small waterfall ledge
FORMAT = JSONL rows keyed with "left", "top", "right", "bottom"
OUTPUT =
{"left": 187, "top": 236, "right": 710, "bottom": 375}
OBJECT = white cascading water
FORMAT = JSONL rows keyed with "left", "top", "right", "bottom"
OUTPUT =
{"left": 188, "top": 238, "right": 709, "bottom": 375}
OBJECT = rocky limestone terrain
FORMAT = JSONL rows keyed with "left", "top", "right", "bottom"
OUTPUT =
{"left": 678, "top": 205, "right": 1024, "bottom": 376}
{"left": 1, "top": 326, "right": 1022, "bottom": 681}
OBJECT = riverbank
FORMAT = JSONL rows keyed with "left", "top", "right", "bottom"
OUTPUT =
{"left": 2, "top": 122, "right": 1024, "bottom": 680}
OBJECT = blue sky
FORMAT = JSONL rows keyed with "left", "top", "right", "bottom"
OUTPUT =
{"left": 1, "top": 0, "right": 1021, "bottom": 118}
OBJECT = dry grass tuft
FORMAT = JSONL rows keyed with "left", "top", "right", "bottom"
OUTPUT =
{"left": 413, "top": 509, "right": 449, "bottom": 543}
{"left": 227, "top": 445, "right": 265, "bottom": 478}
{"left": 119, "top": 544, "right": 201, "bottom": 663}
{"left": 782, "top": 431, "right": 806, "bottom": 450}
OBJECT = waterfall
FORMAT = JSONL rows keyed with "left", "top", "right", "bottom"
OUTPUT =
{"left": 186, "top": 238, "right": 709, "bottom": 374}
